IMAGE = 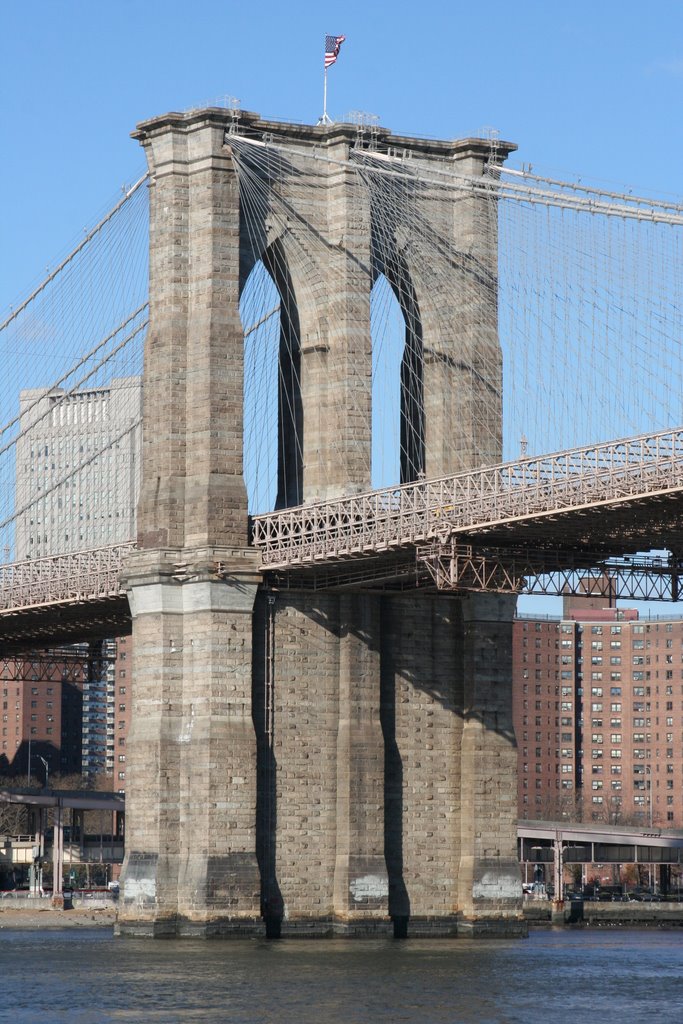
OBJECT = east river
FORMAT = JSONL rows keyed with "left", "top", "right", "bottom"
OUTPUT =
{"left": 1, "top": 928, "right": 682, "bottom": 1023}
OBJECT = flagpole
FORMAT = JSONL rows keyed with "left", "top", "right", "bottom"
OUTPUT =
{"left": 318, "top": 34, "right": 344, "bottom": 125}
{"left": 319, "top": 67, "right": 331, "bottom": 125}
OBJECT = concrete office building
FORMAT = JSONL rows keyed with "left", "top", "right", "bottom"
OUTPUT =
{"left": 15, "top": 377, "right": 141, "bottom": 560}
{"left": 10, "top": 379, "right": 141, "bottom": 783}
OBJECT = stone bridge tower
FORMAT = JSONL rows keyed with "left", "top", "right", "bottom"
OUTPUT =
{"left": 118, "top": 107, "right": 523, "bottom": 938}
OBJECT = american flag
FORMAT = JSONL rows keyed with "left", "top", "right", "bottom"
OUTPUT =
{"left": 325, "top": 34, "right": 346, "bottom": 69}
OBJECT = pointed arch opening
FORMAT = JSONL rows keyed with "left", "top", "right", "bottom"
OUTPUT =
{"left": 241, "top": 246, "right": 303, "bottom": 514}
{"left": 371, "top": 271, "right": 424, "bottom": 489}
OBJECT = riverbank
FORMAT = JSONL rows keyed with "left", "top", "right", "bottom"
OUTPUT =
{"left": 524, "top": 899, "right": 683, "bottom": 927}
{"left": 4, "top": 902, "right": 683, "bottom": 932}
{"left": 0, "top": 905, "right": 115, "bottom": 929}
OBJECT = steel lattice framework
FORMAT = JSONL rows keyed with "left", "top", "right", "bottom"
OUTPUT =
{"left": 0, "top": 543, "right": 135, "bottom": 612}
{"left": 0, "top": 544, "right": 134, "bottom": 651}
{"left": 1, "top": 426, "right": 683, "bottom": 651}
{"left": 252, "top": 425, "right": 683, "bottom": 566}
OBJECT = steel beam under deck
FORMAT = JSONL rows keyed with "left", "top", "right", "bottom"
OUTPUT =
{"left": 0, "top": 595, "right": 131, "bottom": 654}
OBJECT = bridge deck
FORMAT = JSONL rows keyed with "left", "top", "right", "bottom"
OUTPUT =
{"left": 252, "top": 426, "right": 683, "bottom": 567}
{"left": 2, "top": 426, "right": 683, "bottom": 649}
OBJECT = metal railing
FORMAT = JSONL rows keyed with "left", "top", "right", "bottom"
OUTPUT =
{"left": 1, "top": 427, "right": 683, "bottom": 613}
{"left": 0, "top": 543, "right": 135, "bottom": 613}
{"left": 252, "top": 426, "right": 683, "bottom": 568}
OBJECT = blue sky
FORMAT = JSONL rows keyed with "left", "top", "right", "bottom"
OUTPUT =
{"left": 2, "top": 0, "right": 682, "bottom": 616}
{"left": 2, "top": 0, "right": 683, "bottom": 307}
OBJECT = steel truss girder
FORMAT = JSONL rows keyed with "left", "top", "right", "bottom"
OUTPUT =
{"left": 417, "top": 542, "right": 683, "bottom": 602}
{"left": 0, "top": 544, "right": 135, "bottom": 614}
{"left": 252, "top": 424, "right": 683, "bottom": 570}
{"left": 0, "top": 646, "right": 115, "bottom": 683}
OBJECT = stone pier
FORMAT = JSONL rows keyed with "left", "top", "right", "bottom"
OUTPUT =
{"left": 118, "top": 107, "right": 523, "bottom": 938}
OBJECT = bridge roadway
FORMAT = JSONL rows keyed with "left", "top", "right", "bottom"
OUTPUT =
{"left": 2, "top": 425, "right": 683, "bottom": 650}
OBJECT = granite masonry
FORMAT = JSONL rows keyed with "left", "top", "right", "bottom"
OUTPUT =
{"left": 117, "top": 108, "right": 524, "bottom": 938}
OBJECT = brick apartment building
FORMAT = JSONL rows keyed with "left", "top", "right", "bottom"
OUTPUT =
{"left": 1, "top": 653, "right": 84, "bottom": 780}
{"left": 513, "top": 594, "right": 683, "bottom": 828}
{"left": 0, "top": 640, "right": 131, "bottom": 791}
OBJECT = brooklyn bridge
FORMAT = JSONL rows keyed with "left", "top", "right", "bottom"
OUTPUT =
{"left": 2, "top": 105, "right": 683, "bottom": 936}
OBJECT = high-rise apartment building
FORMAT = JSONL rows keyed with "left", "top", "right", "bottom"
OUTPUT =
{"left": 112, "top": 635, "right": 132, "bottom": 793}
{"left": 513, "top": 597, "right": 683, "bottom": 828}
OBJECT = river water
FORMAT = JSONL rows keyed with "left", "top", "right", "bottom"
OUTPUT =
{"left": 1, "top": 928, "right": 681, "bottom": 1023}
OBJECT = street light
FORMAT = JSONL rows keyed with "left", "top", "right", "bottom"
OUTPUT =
{"left": 37, "top": 755, "right": 49, "bottom": 789}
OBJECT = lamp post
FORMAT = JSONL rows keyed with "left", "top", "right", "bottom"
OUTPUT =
{"left": 38, "top": 755, "right": 49, "bottom": 789}
{"left": 553, "top": 831, "right": 564, "bottom": 906}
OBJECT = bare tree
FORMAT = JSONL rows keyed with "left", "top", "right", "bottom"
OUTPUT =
{"left": 0, "top": 799, "right": 32, "bottom": 837}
